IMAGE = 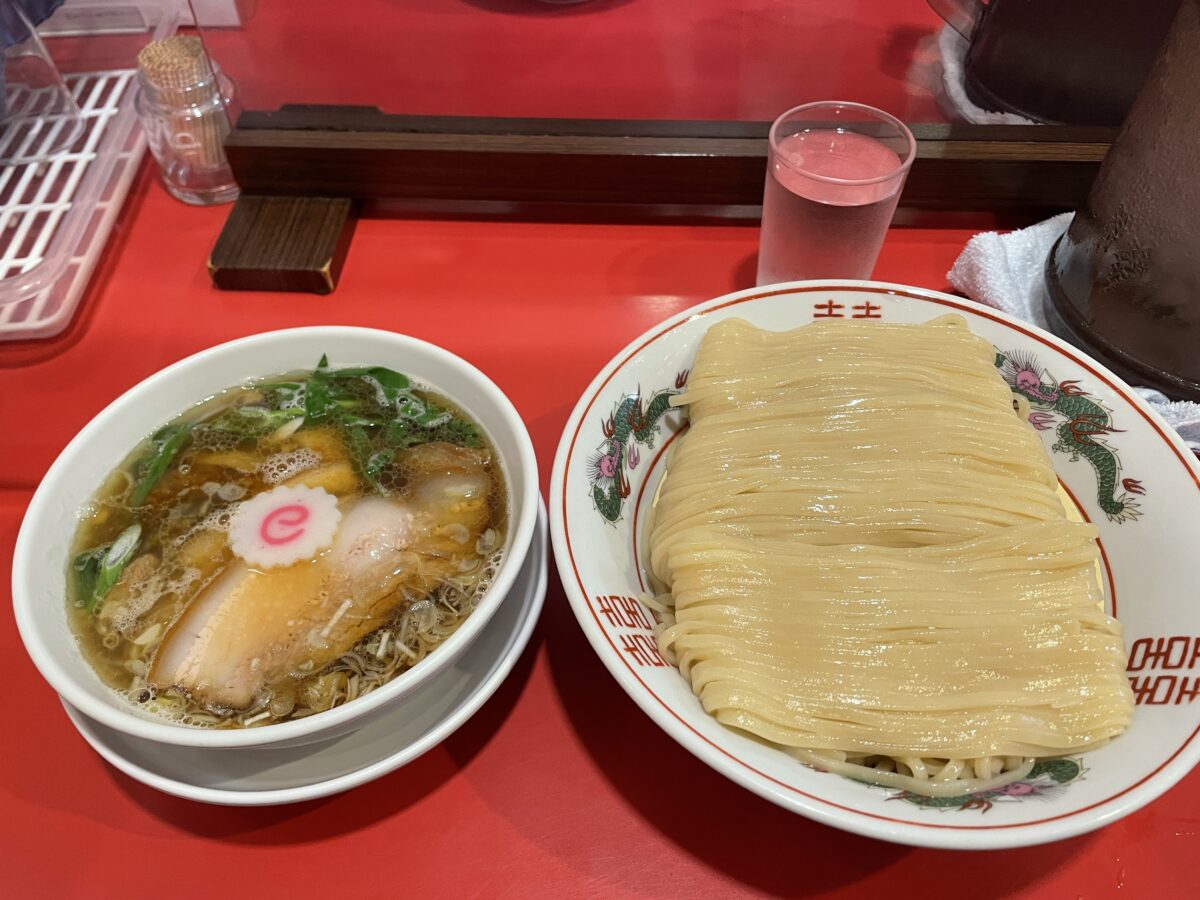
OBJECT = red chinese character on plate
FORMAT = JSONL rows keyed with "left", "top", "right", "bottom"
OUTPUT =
{"left": 812, "top": 299, "right": 845, "bottom": 318}
{"left": 620, "top": 633, "right": 667, "bottom": 667}
{"left": 852, "top": 301, "right": 882, "bottom": 318}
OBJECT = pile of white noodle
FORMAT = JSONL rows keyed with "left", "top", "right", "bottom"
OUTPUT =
{"left": 647, "top": 316, "right": 1133, "bottom": 797}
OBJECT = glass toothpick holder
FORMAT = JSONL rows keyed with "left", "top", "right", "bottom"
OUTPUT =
{"left": 134, "top": 36, "right": 239, "bottom": 206}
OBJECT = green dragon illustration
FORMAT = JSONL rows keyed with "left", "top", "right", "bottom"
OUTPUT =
{"left": 588, "top": 371, "right": 689, "bottom": 523}
{"left": 997, "top": 349, "right": 1144, "bottom": 522}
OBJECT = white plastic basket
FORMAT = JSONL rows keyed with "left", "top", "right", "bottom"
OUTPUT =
{"left": 0, "top": 0, "right": 178, "bottom": 341}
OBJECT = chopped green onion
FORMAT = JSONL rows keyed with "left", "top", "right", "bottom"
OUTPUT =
{"left": 131, "top": 425, "right": 189, "bottom": 506}
{"left": 72, "top": 523, "right": 142, "bottom": 612}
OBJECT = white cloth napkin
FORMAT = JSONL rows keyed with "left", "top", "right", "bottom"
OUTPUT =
{"left": 947, "top": 214, "right": 1200, "bottom": 451}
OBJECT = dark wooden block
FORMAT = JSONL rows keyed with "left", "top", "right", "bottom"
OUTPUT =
{"left": 208, "top": 195, "right": 356, "bottom": 294}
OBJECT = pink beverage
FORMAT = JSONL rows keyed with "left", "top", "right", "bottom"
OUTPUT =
{"left": 757, "top": 107, "right": 914, "bottom": 285}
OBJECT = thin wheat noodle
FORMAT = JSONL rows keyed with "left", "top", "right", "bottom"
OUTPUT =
{"left": 647, "top": 316, "right": 1134, "bottom": 797}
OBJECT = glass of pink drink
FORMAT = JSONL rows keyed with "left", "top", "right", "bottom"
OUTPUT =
{"left": 757, "top": 102, "right": 916, "bottom": 285}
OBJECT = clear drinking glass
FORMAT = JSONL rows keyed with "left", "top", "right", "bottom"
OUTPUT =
{"left": 756, "top": 101, "right": 915, "bottom": 285}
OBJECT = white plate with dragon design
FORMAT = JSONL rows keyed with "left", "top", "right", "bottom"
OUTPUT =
{"left": 548, "top": 281, "right": 1200, "bottom": 850}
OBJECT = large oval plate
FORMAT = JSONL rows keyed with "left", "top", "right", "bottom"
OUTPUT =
{"left": 549, "top": 282, "right": 1200, "bottom": 849}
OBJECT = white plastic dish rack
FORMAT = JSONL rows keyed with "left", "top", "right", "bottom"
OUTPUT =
{"left": 0, "top": 0, "right": 179, "bottom": 341}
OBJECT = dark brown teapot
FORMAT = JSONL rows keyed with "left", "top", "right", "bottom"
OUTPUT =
{"left": 1044, "top": 0, "right": 1200, "bottom": 400}
{"left": 929, "top": 0, "right": 1181, "bottom": 125}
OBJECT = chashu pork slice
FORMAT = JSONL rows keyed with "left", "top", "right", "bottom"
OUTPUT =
{"left": 149, "top": 443, "right": 491, "bottom": 710}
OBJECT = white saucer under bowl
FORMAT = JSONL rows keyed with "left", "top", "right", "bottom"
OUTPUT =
{"left": 63, "top": 501, "right": 547, "bottom": 806}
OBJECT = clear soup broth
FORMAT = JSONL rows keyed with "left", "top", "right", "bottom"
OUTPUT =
{"left": 67, "top": 358, "right": 507, "bottom": 728}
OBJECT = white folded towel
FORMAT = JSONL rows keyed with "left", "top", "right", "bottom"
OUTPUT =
{"left": 948, "top": 214, "right": 1200, "bottom": 451}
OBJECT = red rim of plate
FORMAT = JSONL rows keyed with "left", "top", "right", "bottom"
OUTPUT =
{"left": 557, "top": 284, "right": 1200, "bottom": 834}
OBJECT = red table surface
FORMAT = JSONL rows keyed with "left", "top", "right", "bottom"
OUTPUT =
{"left": 199, "top": 0, "right": 950, "bottom": 123}
{"left": 1, "top": 168, "right": 1196, "bottom": 899}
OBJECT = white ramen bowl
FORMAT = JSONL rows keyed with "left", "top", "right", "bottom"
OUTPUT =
{"left": 13, "top": 327, "right": 539, "bottom": 750}
{"left": 550, "top": 281, "right": 1200, "bottom": 850}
